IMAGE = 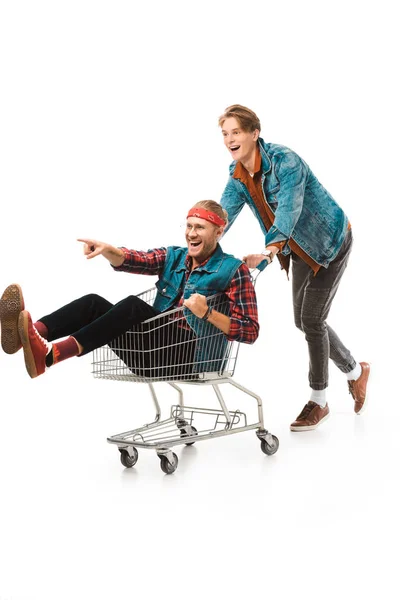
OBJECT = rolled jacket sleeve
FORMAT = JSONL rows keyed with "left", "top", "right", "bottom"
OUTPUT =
{"left": 264, "top": 226, "right": 289, "bottom": 248}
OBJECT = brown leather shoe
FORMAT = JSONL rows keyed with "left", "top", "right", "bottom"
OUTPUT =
{"left": 290, "top": 401, "right": 330, "bottom": 431}
{"left": 348, "top": 362, "right": 370, "bottom": 415}
{"left": 0, "top": 283, "right": 25, "bottom": 354}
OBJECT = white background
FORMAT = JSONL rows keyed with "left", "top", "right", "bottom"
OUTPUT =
{"left": 0, "top": 1, "right": 399, "bottom": 599}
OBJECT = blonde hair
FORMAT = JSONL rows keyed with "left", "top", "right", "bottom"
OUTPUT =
{"left": 192, "top": 200, "right": 228, "bottom": 226}
{"left": 218, "top": 104, "right": 261, "bottom": 133}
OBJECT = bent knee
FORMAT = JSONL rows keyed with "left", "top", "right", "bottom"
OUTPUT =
{"left": 81, "top": 293, "right": 111, "bottom": 311}
{"left": 302, "top": 318, "right": 327, "bottom": 334}
{"left": 82, "top": 293, "right": 108, "bottom": 304}
{"left": 294, "top": 317, "right": 303, "bottom": 331}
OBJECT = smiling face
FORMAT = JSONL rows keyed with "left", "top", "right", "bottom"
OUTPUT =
{"left": 185, "top": 217, "right": 223, "bottom": 268}
{"left": 221, "top": 116, "right": 259, "bottom": 168}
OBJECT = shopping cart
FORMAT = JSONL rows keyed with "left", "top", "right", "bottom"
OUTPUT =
{"left": 92, "top": 283, "right": 279, "bottom": 474}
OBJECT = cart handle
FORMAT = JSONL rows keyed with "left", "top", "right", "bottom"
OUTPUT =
{"left": 250, "top": 259, "right": 268, "bottom": 285}
{"left": 142, "top": 291, "right": 226, "bottom": 324}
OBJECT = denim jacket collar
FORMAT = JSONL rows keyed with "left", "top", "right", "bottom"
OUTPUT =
{"left": 258, "top": 139, "right": 272, "bottom": 175}
{"left": 178, "top": 244, "right": 226, "bottom": 274}
{"left": 228, "top": 138, "right": 272, "bottom": 178}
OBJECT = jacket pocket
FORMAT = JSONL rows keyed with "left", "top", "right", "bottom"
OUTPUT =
{"left": 155, "top": 279, "right": 176, "bottom": 300}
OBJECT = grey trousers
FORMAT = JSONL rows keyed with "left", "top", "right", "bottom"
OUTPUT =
{"left": 292, "top": 229, "right": 356, "bottom": 390}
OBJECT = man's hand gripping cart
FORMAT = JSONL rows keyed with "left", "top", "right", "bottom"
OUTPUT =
{"left": 92, "top": 265, "right": 278, "bottom": 474}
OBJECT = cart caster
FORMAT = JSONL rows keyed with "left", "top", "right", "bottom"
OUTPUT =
{"left": 119, "top": 447, "right": 139, "bottom": 468}
{"left": 180, "top": 425, "right": 198, "bottom": 446}
{"left": 260, "top": 435, "right": 279, "bottom": 456}
{"left": 159, "top": 452, "right": 179, "bottom": 474}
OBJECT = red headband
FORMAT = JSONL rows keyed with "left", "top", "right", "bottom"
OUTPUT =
{"left": 187, "top": 207, "right": 225, "bottom": 227}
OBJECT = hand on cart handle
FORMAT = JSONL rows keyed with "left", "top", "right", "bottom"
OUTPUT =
{"left": 183, "top": 293, "right": 231, "bottom": 334}
{"left": 244, "top": 245, "right": 280, "bottom": 271}
{"left": 183, "top": 293, "right": 208, "bottom": 318}
{"left": 243, "top": 253, "right": 274, "bottom": 269}
{"left": 77, "top": 238, "right": 125, "bottom": 267}
{"left": 243, "top": 253, "right": 267, "bottom": 269}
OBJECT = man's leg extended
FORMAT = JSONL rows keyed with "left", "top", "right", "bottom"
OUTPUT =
{"left": 18, "top": 294, "right": 159, "bottom": 378}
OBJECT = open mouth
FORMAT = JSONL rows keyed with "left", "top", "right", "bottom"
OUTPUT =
{"left": 189, "top": 241, "right": 201, "bottom": 249}
{"left": 229, "top": 145, "right": 240, "bottom": 152}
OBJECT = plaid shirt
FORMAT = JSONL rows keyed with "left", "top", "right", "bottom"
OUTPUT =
{"left": 114, "top": 247, "right": 259, "bottom": 344}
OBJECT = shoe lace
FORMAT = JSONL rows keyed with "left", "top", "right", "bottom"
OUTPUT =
{"left": 33, "top": 325, "right": 52, "bottom": 353}
{"left": 297, "top": 402, "right": 315, "bottom": 420}
{"left": 348, "top": 381, "right": 355, "bottom": 399}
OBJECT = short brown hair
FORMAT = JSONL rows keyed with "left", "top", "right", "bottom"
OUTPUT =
{"left": 192, "top": 200, "right": 228, "bottom": 226}
{"left": 218, "top": 104, "right": 261, "bottom": 132}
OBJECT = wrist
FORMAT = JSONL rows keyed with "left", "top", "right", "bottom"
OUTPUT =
{"left": 109, "top": 248, "right": 125, "bottom": 267}
{"left": 261, "top": 249, "right": 274, "bottom": 264}
{"left": 202, "top": 306, "right": 213, "bottom": 321}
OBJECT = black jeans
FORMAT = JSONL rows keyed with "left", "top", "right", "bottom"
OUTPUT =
{"left": 39, "top": 294, "right": 196, "bottom": 377}
{"left": 292, "top": 229, "right": 356, "bottom": 390}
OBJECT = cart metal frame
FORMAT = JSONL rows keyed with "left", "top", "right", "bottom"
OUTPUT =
{"left": 92, "top": 283, "right": 278, "bottom": 474}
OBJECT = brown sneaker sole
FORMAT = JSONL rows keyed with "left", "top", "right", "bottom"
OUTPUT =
{"left": 355, "top": 363, "right": 371, "bottom": 415}
{"left": 0, "top": 284, "right": 25, "bottom": 354}
{"left": 18, "top": 310, "right": 39, "bottom": 378}
{"left": 290, "top": 412, "right": 330, "bottom": 431}
{"left": 356, "top": 399, "right": 368, "bottom": 415}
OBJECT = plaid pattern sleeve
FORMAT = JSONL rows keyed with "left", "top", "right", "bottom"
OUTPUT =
{"left": 112, "top": 247, "right": 167, "bottom": 275}
{"left": 225, "top": 263, "right": 259, "bottom": 344}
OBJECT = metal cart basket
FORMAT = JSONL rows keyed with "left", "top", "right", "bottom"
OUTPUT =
{"left": 92, "top": 286, "right": 279, "bottom": 474}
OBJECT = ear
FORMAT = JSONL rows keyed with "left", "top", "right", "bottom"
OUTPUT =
{"left": 253, "top": 129, "right": 260, "bottom": 142}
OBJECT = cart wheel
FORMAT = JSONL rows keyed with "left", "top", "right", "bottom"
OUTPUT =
{"left": 160, "top": 453, "right": 178, "bottom": 474}
{"left": 119, "top": 447, "right": 139, "bottom": 468}
{"left": 180, "top": 426, "right": 198, "bottom": 446}
{"left": 260, "top": 436, "right": 279, "bottom": 456}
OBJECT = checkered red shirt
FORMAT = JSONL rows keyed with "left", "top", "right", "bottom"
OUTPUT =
{"left": 113, "top": 247, "right": 259, "bottom": 344}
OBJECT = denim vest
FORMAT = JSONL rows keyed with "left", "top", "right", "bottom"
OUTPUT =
{"left": 153, "top": 245, "right": 242, "bottom": 373}
{"left": 221, "top": 138, "right": 349, "bottom": 267}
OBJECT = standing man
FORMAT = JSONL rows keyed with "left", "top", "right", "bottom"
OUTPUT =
{"left": 218, "top": 104, "right": 369, "bottom": 431}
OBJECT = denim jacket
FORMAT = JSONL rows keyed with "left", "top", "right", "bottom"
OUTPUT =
{"left": 153, "top": 244, "right": 242, "bottom": 372}
{"left": 221, "top": 138, "right": 349, "bottom": 267}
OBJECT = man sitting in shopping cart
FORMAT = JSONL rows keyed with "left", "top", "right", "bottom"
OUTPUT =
{"left": 0, "top": 200, "right": 259, "bottom": 380}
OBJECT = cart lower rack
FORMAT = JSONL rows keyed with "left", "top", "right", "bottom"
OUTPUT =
{"left": 92, "top": 286, "right": 279, "bottom": 474}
